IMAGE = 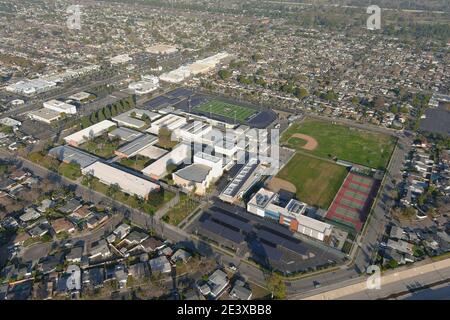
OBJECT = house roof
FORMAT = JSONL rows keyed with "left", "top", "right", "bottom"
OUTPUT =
{"left": 52, "top": 218, "right": 75, "bottom": 233}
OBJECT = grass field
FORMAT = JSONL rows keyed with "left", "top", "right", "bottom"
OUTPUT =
{"left": 276, "top": 153, "right": 348, "bottom": 209}
{"left": 281, "top": 120, "right": 396, "bottom": 169}
{"left": 196, "top": 100, "right": 258, "bottom": 122}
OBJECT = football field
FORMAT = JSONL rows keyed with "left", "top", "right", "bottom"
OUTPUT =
{"left": 196, "top": 100, "right": 258, "bottom": 122}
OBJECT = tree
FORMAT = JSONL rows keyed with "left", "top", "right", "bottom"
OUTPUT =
{"left": 218, "top": 69, "right": 232, "bottom": 80}
{"left": 107, "top": 183, "right": 121, "bottom": 198}
{"left": 294, "top": 87, "right": 308, "bottom": 99}
{"left": 266, "top": 274, "right": 286, "bottom": 299}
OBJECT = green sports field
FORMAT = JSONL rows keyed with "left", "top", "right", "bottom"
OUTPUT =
{"left": 281, "top": 120, "right": 396, "bottom": 170}
{"left": 196, "top": 100, "right": 258, "bottom": 122}
{"left": 276, "top": 153, "right": 349, "bottom": 209}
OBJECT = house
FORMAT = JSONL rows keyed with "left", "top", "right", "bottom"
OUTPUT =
{"left": 113, "top": 224, "right": 131, "bottom": 240}
{"left": 390, "top": 226, "right": 407, "bottom": 240}
{"left": 386, "top": 239, "right": 414, "bottom": 255}
{"left": 59, "top": 199, "right": 83, "bottom": 215}
{"left": 13, "top": 232, "right": 31, "bottom": 246}
{"left": 41, "top": 256, "right": 62, "bottom": 274}
{"left": 229, "top": 280, "right": 252, "bottom": 300}
{"left": 139, "top": 237, "right": 165, "bottom": 252}
{"left": 128, "top": 262, "right": 150, "bottom": 279}
{"left": 65, "top": 265, "right": 82, "bottom": 292}
{"left": 66, "top": 246, "right": 83, "bottom": 263}
{"left": 106, "top": 265, "right": 128, "bottom": 289}
{"left": 51, "top": 218, "right": 76, "bottom": 234}
{"left": 86, "top": 212, "right": 108, "bottom": 230}
{"left": 37, "top": 199, "right": 55, "bottom": 213}
{"left": 83, "top": 267, "right": 104, "bottom": 288}
{"left": 89, "top": 239, "right": 111, "bottom": 260}
{"left": 122, "top": 231, "right": 149, "bottom": 246}
{"left": 206, "top": 269, "right": 229, "bottom": 298}
{"left": 71, "top": 205, "right": 92, "bottom": 220}
{"left": 149, "top": 256, "right": 172, "bottom": 274}
{"left": 28, "top": 224, "right": 49, "bottom": 238}
{"left": 171, "top": 249, "right": 191, "bottom": 263}
{"left": 1, "top": 216, "right": 19, "bottom": 229}
{"left": 10, "top": 169, "right": 29, "bottom": 181}
{"left": 160, "top": 246, "right": 173, "bottom": 257}
{"left": 19, "top": 207, "right": 41, "bottom": 223}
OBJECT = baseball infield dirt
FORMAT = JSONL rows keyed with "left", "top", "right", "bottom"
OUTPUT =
{"left": 290, "top": 133, "right": 318, "bottom": 150}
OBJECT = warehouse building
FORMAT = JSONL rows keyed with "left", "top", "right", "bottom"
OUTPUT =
{"left": 114, "top": 134, "right": 158, "bottom": 158}
{"left": 64, "top": 120, "right": 116, "bottom": 146}
{"left": 81, "top": 161, "right": 160, "bottom": 199}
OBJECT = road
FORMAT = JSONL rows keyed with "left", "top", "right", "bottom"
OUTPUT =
{"left": 300, "top": 258, "right": 450, "bottom": 300}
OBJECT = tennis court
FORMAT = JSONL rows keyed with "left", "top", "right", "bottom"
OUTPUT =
{"left": 325, "top": 172, "right": 377, "bottom": 232}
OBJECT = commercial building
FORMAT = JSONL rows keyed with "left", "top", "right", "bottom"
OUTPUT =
{"left": 247, "top": 188, "right": 333, "bottom": 242}
{"left": 43, "top": 99, "right": 77, "bottom": 115}
{"left": 64, "top": 120, "right": 116, "bottom": 146}
{"left": 68, "top": 91, "right": 92, "bottom": 102}
{"left": 128, "top": 77, "right": 159, "bottom": 95}
{"left": 114, "top": 134, "right": 158, "bottom": 158}
{"left": 146, "top": 113, "right": 187, "bottom": 135}
{"left": 81, "top": 161, "right": 160, "bottom": 199}
{"left": 5, "top": 78, "right": 57, "bottom": 95}
{"left": 142, "top": 143, "right": 190, "bottom": 179}
{"left": 28, "top": 108, "right": 61, "bottom": 124}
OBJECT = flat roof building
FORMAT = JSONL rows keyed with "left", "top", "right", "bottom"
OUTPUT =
{"left": 81, "top": 161, "right": 160, "bottom": 199}
{"left": 147, "top": 113, "right": 187, "bottom": 135}
{"left": 28, "top": 108, "right": 61, "bottom": 124}
{"left": 142, "top": 143, "right": 190, "bottom": 179}
{"left": 114, "top": 134, "right": 158, "bottom": 158}
{"left": 43, "top": 99, "right": 77, "bottom": 115}
{"left": 108, "top": 127, "right": 143, "bottom": 142}
{"left": 172, "top": 164, "right": 212, "bottom": 195}
{"left": 64, "top": 120, "right": 116, "bottom": 146}
{"left": 49, "top": 145, "right": 100, "bottom": 169}
{"left": 112, "top": 108, "right": 160, "bottom": 129}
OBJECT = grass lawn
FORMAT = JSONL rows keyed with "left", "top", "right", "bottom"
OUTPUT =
{"left": 58, "top": 162, "right": 81, "bottom": 180}
{"left": 282, "top": 120, "right": 396, "bottom": 169}
{"left": 196, "top": 100, "right": 258, "bottom": 122}
{"left": 119, "top": 156, "right": 153, "bottom": 171}
{"left": 162, "top": 194, "right": 199, "bottom": 226}
{"left": 79, "top": 136, "right": 121, "bottom": 159}
{"left": 277, "top": 153, "right": 348, "bottom": 209}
